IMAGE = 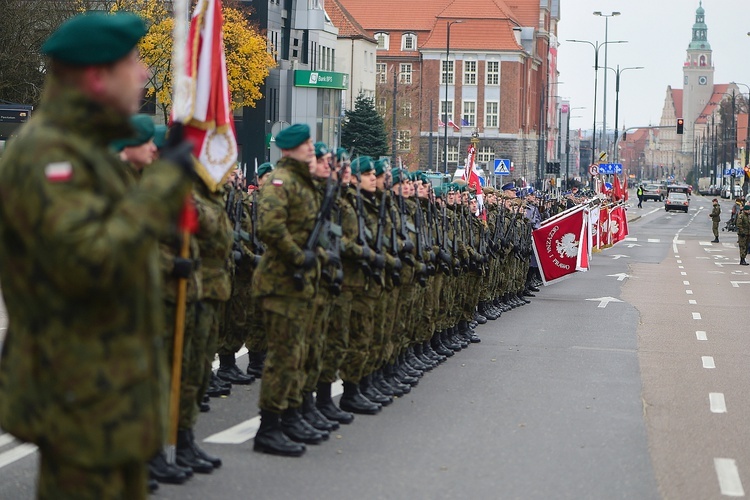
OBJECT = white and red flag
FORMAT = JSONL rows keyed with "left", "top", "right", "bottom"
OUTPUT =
{"left": 173, "top": 0, "right": 237, "bottom": 191}
{"left": 598, "top": 205, "right": 610, "bottom": 247}
{"left": 447, "top": 120, "right": 461, "bottom": 131}
{"left": 532, "top": 206, "right": 588, "bottom": 285}
{"left": 609, "top": 204, "right": 629, "bottom": 244}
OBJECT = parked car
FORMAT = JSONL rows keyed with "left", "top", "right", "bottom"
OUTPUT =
{"left": 642, "top": 183, "right": 664, "bottom": 202}
{"left": 665, "top": 192, "right": 689, "bottom": 213}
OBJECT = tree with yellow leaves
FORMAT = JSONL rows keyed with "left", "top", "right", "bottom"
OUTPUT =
{"left": 83, "top": 0, "right": 276, "bottom": 121}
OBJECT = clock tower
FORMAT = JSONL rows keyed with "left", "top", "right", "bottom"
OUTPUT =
{"left": 682, "top": 1, "right": 714, "bottom": 148}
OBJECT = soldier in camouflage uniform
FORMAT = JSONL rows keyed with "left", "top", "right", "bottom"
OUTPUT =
{"left": 0, "top": 12, "right": 194, "bottom": 498}
{"left": 252, "top": 124, "right": 326, "bottom": 457}
{"left": 737, "top": 204, "right": 750, "bottom": 265}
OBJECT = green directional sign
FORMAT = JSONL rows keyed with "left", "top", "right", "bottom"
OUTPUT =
{"left": 294, "top": 70, "right": 349, "bottom": 90}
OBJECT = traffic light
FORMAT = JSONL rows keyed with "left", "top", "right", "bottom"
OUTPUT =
{"left": 676, "top": 118, "right": 684, "bottom": 135}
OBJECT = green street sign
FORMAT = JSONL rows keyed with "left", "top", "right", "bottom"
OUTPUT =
{"left": 294, "top": 70, "right": 349, "bottom": 90}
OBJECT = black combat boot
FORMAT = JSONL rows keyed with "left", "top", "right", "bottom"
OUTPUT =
{"left": 206, "top": 372, "right": 231, "bottom": 397}
{"left": 423, "top": 341, "right": 446, "bottom": 363}
{"left": 315, "top": 382, "right": 354, "bottom": 424}
{"left": 411, "top": 345, "right": 435, "bottom": 370}
{"left": 372, "top": 370, "right": 396, "bottom": 397}
{"left": 148, "top": 478, "right": 159, "bottom": 493}
{"left": 148, "top": 450, "right": 189, "bottom": 485}
{"left": 200, "top": 401, "right": 210, "bottom": 413}
{"left": 254, "top": 410, "right": 306, "bottom": 457}
{"left": 382, "top": 364, "right": 411, "bottom": 395}
{"left": 246, "top": 350, "right": 266, "bottom": 378}
{"left": 176, "top": 429, "right": 214, "bottom": 474}
{"left": 217, "top": 354, "right": 255, "bottom": 385}
{"left": 280, "top": 407, "right": 328, "bottom": 444}
{"left": 393, "top": 358, "right": 420, "bottom": 386}
{"left": 339, "top": 381, "right": 381, "bottom": 415}
{"left": 188, "top": 428, "right": 222, "bottom": 468}
{"left": 474, "top": 310, "right": 488, "bottom": 324}
{"left": 441, "top": 328, "right": 462, "bottom": 351}
{"left": 432, "top": 331, "right": 454, "bottom": 357}
{"left": 517, "top": 291, "right": 531, "bottom": 304}
{"left": 301, "top": 392, "right": 339, "bottom": 431}
{"left": 449, "top": 326, "right": 469, "bottom": 349}
{"left": 360, "top": 373, "right": 393, "bottom": 406}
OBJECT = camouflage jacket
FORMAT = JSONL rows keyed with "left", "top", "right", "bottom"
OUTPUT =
{"left": 0, "top": 80, "right": 190, "bottom": 467}
{"left": 195, "top": 182, "right": 234, "bottom": 302}
{"left": 252, "top": 156, "right": 321, "bottom": 299}
{"left": 737, "top": 212, "right": 750, "bottom": 236}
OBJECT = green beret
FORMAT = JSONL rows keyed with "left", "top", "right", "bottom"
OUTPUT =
{"left": 744, "top": 205, "right": 750, "bottom": 211}
{"left": 275, "top": 124, "right": 310, "bottom": 150}
{"left": 433, "top": 185, "right": 446, "bottom": 198}
{"left": 153, "top": 124, "right": 168, "bottom": 149}
{"left": 314, "top": 142, "right": 329, "bottom": 158}
{"left": 42, "top": 12, "right": 147, "bottom": 66}
{"left": 257, "top": 162, "right": 274, "bottom": 178}
{"left": 374, "top": 158, "right": 390, "bottom": 176}
{"left": 336, "top": 148, "right": 350, "bottom": 162}
{"left": 111, "top": 113, "right": 155, "bottom": 152}
{"left": 351, "top": 156, "right": 374, "bottom": 175}
{"left": 391, "top": 168, "right": 406, "bottom": 185}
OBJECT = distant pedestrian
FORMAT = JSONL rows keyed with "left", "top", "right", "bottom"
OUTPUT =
{"left": 737, "top": 204, "right": 750, "bottom": 265}
{"left": 636, "top": 184, "right": 644, "bottom": 208}
{"left": 709, "top": 198, "right": 721, "bottom": 243}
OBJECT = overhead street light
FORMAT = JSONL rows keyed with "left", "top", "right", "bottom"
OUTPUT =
{"left": 604, "top": 65, "right": 644, "bottom": 162}
{"left": 593, "top": 11, "right": 621, "bottom": 157}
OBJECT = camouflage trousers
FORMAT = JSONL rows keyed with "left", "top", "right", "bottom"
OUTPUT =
{"left": 339, "top": 285, "right": 380, "bottom": 383}
{"left": 163, "top": 301, "right": 204, "bottom": 430}
{"left": 217, "top": 273, "right": 253, "bottom": 356}
{"left": 363, "top": 291, "right": 389, "bottom": 376}
{"left": 38, "top": 450, "right": 146, "bottom": 500}
{"left": 303, "top": 288, "right": 332, "bottom": 393}
{"left": 198, "top": 299, "right": 224, "bottom": 408}
{"left": 258, "top": 297, "right": 315, "bottom": 412}
{"left": 379, "top": 285, "right": 400, "bottom": 366}
{"left": 462, "top": 273, "right": 482, "bottom": 322}
{"left": 319, "top": 289, "right": 353, "bottom": 384}
{"left": 739, "top": 234, "right": 749, "bottom": 260}
{"left": 419, "top": 273, "right": 443, "bottom": 343}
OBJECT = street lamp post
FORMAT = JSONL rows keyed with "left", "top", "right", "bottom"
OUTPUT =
{"left": 593, "top": 11, "right": 621, "bottom": 157}
{"left": 443, "top": 19, "right": 463, "bottom": 174}
{"left": 732, "top": 82, "right": 750, "bottom": 195}
{"left": 605, "top": 65, "right": 644, "bottom": 162}
{"left": 566, "top": 38, "right": 627, "bottom": 175}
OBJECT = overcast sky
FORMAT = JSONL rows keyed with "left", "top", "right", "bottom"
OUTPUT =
{"left": 556, "top": 0, "right": 750, "bottom": 133}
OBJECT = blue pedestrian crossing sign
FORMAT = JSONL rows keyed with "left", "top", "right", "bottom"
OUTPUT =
{"left": 494, "top": 159, "right": 511, "bottom": 175}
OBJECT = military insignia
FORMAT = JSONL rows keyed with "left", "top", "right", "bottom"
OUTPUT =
{"left": 272, "top": 179, "right": 284, "bottom": 186}
{"left": 44, "top": 162, "right": 73, "bottom": 182}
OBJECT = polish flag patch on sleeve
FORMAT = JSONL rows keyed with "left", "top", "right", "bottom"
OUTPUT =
{"left": 271, "top": 179, "right": 284, "bottom": 186}
{"left": 44, "top": 162, "right": 73, "bottom": 182}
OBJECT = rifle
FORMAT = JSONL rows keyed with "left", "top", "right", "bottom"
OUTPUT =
{"left": 250, "top": 189, "right": 264, "bottom": 266}
{"left": 396, "top": 184, "right": 415, "bottom": 267}
{"left": 292, "top": 172, "right": 339, "bottom": 291}
{"left": 324, "top": 180, "right": 345, "bottom": 295}
{"left": 414, "top": 194, "right": 435, "bottom": 277}
{"left": 387, "top": 196, "right": 402, "bottom": 286}
{"left": 411, "top": 196, "right": 428, "bottom": 287}
{"left": 436, "top": 201, "right": 452, "bottom": 276}
{"left": 352, "top": 172, "right": 374, "bottom": 279}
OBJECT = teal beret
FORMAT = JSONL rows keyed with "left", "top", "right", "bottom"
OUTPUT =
{"left": 433, "top": 185, "right": 445, "bottom": 198}
{"left": 374, "top": 158, "right": 390, "bottom": 176}
{"left": 111, "top": 114, "right": 155, "bottom": 152}
{"left": 257, "top": 162, "right": 274, "bottom": 178}
{"left": 314, "top": 142, "right": 329, "bottom": 158}
{"left": 744, "top": 205, "right": 750, "bottom": 211}
{"left": 391, "top": 168, "right": 405, "bottom": 185}
{"left": 42, "top": 12, "right": 147, "bottom": 66}
{"left": 335, "top": 148, "right": 350, "bottom": 162}
{"left": 153, "top": 124, "right": 167, "bottom": 149}
{"left": 350, "top": 156, "right": 374, "bottom": 175}
{"left": 274, "top": 124, "right": 310, "bottom": 150}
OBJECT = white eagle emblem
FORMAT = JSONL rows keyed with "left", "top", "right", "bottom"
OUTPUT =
{"left": 610, "top": 220, "right": 620, "bottom": 235}
{"left": 556, "top": 233, "right": 579, "bottom": 258}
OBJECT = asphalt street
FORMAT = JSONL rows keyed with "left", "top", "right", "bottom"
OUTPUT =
{"left": 0, "top": 192, "right": 747, "bottom": 499}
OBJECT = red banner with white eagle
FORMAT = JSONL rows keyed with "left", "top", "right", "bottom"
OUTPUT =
{"left": 532, "top": 206, "right": 588, "bottom": 285}
{"left": 608, "top": 204, "right": 629, "bottom": 244}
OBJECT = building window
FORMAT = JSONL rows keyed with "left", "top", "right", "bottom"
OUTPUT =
{"left": 401, "top": 101, "right": 412, "bottom": 118}
{"left": 402, "top": 33, "right": 417, "bottom": 51}
{"left": 375, "top": 32, "right": 389, "bottom": 50}
{"left": 376, "top": 63, "right": 387, "bottom": 83}
{"left": 447, "top": 145, "right": 459, "bottom": 163}
{"left": 486, "top": 61, "right": 499, "bottom": 85}
{"left": 441, "top": 60, "right": 454, "bottom": 85}
{"left": 462, "top": 100, "right": 476, "bottom": 127}
{"left": 463, "top": 60, "right": 477, "bottom": 85}
{"left": 377, "top": 97, "right": 387, "bottom": 117}
{"left": 399, "top": 63, "right": 412, "bottom": 84}
{"left": 440, "top": 100, "right": 453, "bottom": 124}
{"left": 485, "top": 101, "right": 499, "bottom": 128}
{"left": 397, "top": 130, "right": 411, "bottom": 151}
{"left": 477, "top": 147, "right": 495, "bottom": 163}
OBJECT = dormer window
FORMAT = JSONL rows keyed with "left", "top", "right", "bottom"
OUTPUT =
{"left": 402, "top": 33, "right": 417, "bottom": 51}
{"left": 375, "top": 32, "right": 389, "bottom": 50}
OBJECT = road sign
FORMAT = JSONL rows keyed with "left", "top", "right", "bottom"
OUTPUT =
{"left": 588, "top": 164, "right": 599, "bottom": 176}
{"left": 493, "top": 158, "right": 510, "bottom": 175}
{"left": 598, "top": 163, "right": 623, "bottom": 174}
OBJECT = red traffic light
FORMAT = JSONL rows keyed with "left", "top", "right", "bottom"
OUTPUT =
{"left": 676, "top": 118, "right": 684, "bottom": 134}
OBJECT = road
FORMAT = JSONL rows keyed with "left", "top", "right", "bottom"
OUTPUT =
{"left": 0, "top": 194, "right": 748, "bottom": 499}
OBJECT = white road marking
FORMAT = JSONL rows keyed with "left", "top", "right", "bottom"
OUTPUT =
{"left": 647, "top": 238, "right": 660, "bottom": 243}
{"left": 678, "top": 266, "right": 685, "bottom": 269}
{"left": 702, "top": 356, "right": 716, "bottom": 369}
{"left": 722, "top": 243, "right": 735, "bottom": 248}
{"left": 203, "top": 381, "right": 344, "bottom": 444}
{"left": 607, "top": 273, "right": 630, "bottom": 281}
{"left": 730, "top": 281, "right": 750, "bottom": 288}
{"left": 686, "top": 290, "right": 693, "bottom": 294}
{"left": 700, "top": 241, "right": 713, "bottom": 246}
{"left": 681, "top": 272, "right": 688, "bottom": 276}
{"left": 696, "top": 331, "right": 708, "bottom": 341}
{"left": 610, "top": 255, "right": 629, "bottom": 260}
{"left": 683, "top": 281, "right": 690, "bottom": 285}
{"left": 714, "top": 458, "right": 745, "bottom": 497}
{"left": 692, "top": 312, "right": 702, "bottom": 320}
{"left": 585, "top": 297, "right": 623, "bottom": 308}
{"left": 624, "top": 237, "right": 637, "bottom": 241}
{"left": 0, "top": 443, "right": 36, "bottom": 469}
{"left": 697, "top": 256, "right": 711, "bottom": 259}
{"left": 689, "top": 300, "right": 697, "bottom": 305}
{"left": 709, "top": 393, "right": 727, "bottom": 413}
{"left": 677, "top": 260, "right": 683, "bottom": 263}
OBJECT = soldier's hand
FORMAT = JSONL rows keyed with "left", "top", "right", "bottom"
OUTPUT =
{"left": 401, "top": 239, "right": 414, "bottom": 254}
{"left": 326, "top": 251, "right": 341, "bottom": 267}
{"left": 161, "top": 123, "right": 196, "bottom": 176}
{"left": 172, "top": 257, "right": 194, "bottom": 279}
{"left": 300, "top": 249, "right": 317, "bottom": 270}
{"left": 372, "top": 253, "right": 386, "bottom": 270}
{"left": 361, "top": 245, "right": 371, "bottom": 261}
